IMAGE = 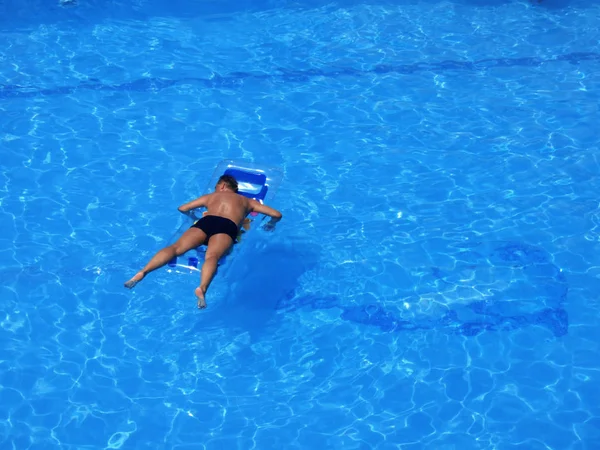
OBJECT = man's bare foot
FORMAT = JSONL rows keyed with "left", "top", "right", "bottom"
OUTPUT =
{"left": 195, "top": 286, "right": 207, "bottom": 309}
{"left": 124, "top": 271, "right": 145, "bottom": 289}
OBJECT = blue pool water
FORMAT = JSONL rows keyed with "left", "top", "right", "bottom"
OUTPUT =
{"left": 1, "top": 0, "right": 600, "bottom": 448}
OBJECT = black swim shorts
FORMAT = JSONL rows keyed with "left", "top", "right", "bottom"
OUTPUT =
{"left": 190, "top": 215, "right": 239, "bottom": 243}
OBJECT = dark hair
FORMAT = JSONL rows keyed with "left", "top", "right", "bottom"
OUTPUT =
{"left": 218, "top": 174, "right": 238, "bottom": 192}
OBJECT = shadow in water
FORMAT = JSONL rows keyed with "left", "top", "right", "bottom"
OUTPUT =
{"left": 275, "top": 241, "right": 569, "bottom": 338}
{"left": 9, "top": 238, "right": 569, "bottom": 339}
{"left": 183, "top": 236, "right": 320, "bottom": 340}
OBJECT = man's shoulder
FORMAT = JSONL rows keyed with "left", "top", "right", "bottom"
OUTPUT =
{"left": 241, "top": 196, "right": 257, "bottom": 207}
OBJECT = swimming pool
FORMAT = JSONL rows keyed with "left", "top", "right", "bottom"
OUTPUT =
{"left": 1, "top": 0, "right": 599, "bottom": 447}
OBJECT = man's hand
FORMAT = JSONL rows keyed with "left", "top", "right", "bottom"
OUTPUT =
{"left": 179, "top": 208, "right": 200, "bottom": 221}
{"left": 250, "top": 199, "right": 282, "bottom": 230}
{"left": 262, "top": 219, "right": 279, "bottom": 232}
{"left": 178, "top": 195, "right": 210, "bottom": 215}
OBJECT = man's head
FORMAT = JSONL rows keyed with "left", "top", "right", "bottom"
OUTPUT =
{"left": 216, "top": 174, "right": 238, "bottom": 192}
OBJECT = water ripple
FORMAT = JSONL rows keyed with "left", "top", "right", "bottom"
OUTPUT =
{"left": 0, "top": 51, "right": 597, "bottom": 100}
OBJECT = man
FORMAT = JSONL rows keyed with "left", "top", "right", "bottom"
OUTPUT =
{"left": 124, "top": 174, "right": 282, "bottom": 309}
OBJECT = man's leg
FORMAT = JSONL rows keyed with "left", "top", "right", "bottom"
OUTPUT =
{"left": 195, "top": 233, "right": 234, "bottom": 309}
{"left": 124, "top": 227, "right": 207, "bottom": 288}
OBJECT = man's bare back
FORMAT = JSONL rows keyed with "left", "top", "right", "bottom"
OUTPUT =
{"left": 185, "top": 191, "right": 251, "bottom": 228}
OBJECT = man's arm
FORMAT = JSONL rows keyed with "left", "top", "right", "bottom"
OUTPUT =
{"left": 249, "top": 199, "right": 282, "bottom": 230}
{"left": 178, "top": 194, "right": 210, "bottom": 217}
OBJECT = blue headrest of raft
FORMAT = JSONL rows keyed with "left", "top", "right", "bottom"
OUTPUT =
{"left": 224, "top": 168, "right": 269, "bottom": 201}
